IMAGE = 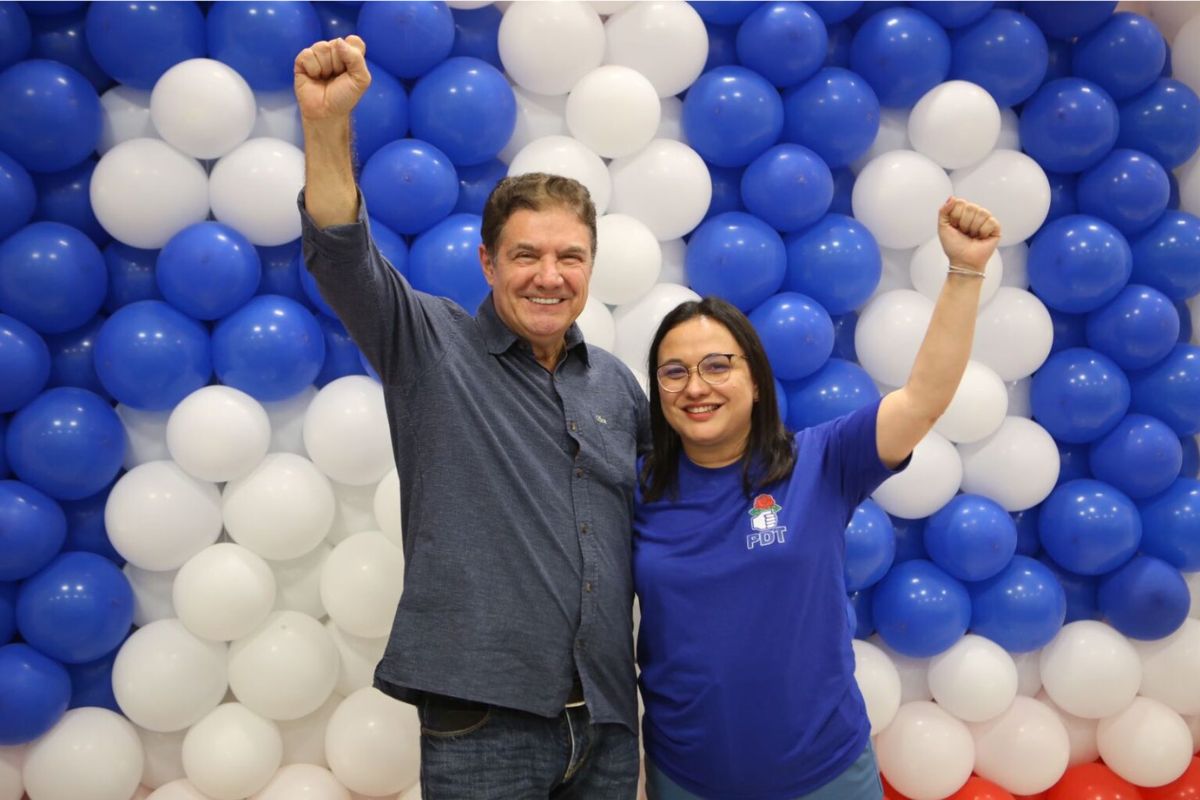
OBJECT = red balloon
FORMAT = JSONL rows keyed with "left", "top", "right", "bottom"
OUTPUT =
{"left": 1014, "top": 793, "right": 1049, "bottom": 800}
{"left": 949, "top": 776, "right": 1017, "bottom": 800}
{"left": 1048, "top": 763, "right": 1145, "bottom": 800}
{"left": 1142, "top": 757, "right": 1200, "bottom": 800}
{"left": 882, "top": 772, "right": 913, "bottom": 800}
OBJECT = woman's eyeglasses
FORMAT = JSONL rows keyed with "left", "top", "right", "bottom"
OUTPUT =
{"left": 656, "top": 353, "right": 742, "bottom": 393}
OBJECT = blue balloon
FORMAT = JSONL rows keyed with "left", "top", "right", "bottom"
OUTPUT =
{"left": 848, "top": 587, "right": 874, "bottom": 638}
{"left": 94, "top": 300, "right": 211, "bottom": 410}
{"left": 257, "top": 242, "right": 311, "bottom": 308}
{"left": 1043, "top": 37, "right": 1073, "bottom": 86}
{"left": 313, "top": 1, "right": 357, "bottom": 38}
{"left": 774, "top": 377, "right": 788, "bottom": 425}
{"left": 0, "top": 149, "right": 36, "bottom": 241}
{"left": 783, "top": 358, "right": 879, "bottom": 430}
{"left": 1076, "top": 149, "right": 1170, "bottom": 237}
{"left": 784, "top": 213, "right": 880, "bottom": 315}
{"left": 85, "top": 2, "right": 204, "bottom": 89}
{"left": 0, "top": 643, "right": 70, "bottom": 745}
{"left": 685, "top": 212, "right": 786, "bottom": 311}
{"left": 890, "top": 514, "right": 929, "bottom": 563}
{"left": 1130, "top": 211, "right": 1200, "bottom": 301}
{"left": 1089, "top": 413, "right": 1183, "bottom": 499}
{"left": 812, "top": 1, "right": 861, "bottom": 24}
{"left": 1038, "top": 554, "right": 1100, "bottom": 623}
{"left": 1039, "top": 478, "right": 1141, "bottom": 575}
{"left": 22, "top": 3, "right": 86, "bottom": 16}
{"left": 740, "top": 144, "right": 832, "bottom": 233}
{"left": 0, "top": 59, "right": 100, "bottom": 172}
{"left": 0, "top": 417, "right": 6, "bottom": 479}
{"left": 844, "top": 499, "right": 895, "bottom": 592}
{"left": 830, "top": 311, "right": 857, "bottom": 361}
{"left": 749, "top": 292, "right": 833, "bottom": 381}
{"left": 690, "top": 1, "right": 762, "bottom": 25}
{"left": 925, "top": 494, "right": 1018, "bottom": 582}
{"left": 844, "top": 597, "right": 857, "bottom": 637}
{"left": 315, "top": 314, "right": 366, "bottom": 388}
{"left": 361, "top": 139, "right": 459, "bottom": 235}
{"left": 1118, "top": 79, "right": 1200, "bottom": 170}
{"left": 157, "top": 222, "right": 262, "bottom": 321}
{"left": 1048, "top": 308, "right": 1088, "bottom": 355}
{"left": 32, "top": 158, "right": 108, "bottom": 246}
{"left": 66, "top": 647, "right": 119, "bottom": 712}
{"left": 1168, "top": 171, "right": 1181, "bottom": 210}
{"left": 455, "top": 159, "right": 506, "bottom": 216}
{"left": 1021, "top": 1, "right": 1117, "bottom": 40}
{"left": 28, "top": 9, "right": 110, "bottom": 92}
{"left": 410, "top": 57, "right": 515, "bottom": 167}
{"left": 207, "top": 1, "right": 321, "bottom": 91}
{"left": 1011, "top": 507, "right": 1041, "bottom": 556}
{"left": 0, "top": 3, "right": 31, "bottom": 72}
{"left": 0, "top": 479, "right": 66, "bottom": 582}
{"left": 1139, "top": 478, "right": 1200, "bottom": 571}
{"left": 681, "top": 66, "right": 784, "bottom": 167}
{"left": 1044, "top": 171, "right": 1078, "bottom": 225}
{"left": 60, "top": 484, "right": 122, "bottom": 566}
{"left": 102, "top": 242, "right": 161, "bottom": 313}
{"left": 1085, "top": 284, "right": 1179, "bottom": 370}
{"left": 849, "top": 8, "right": 950, "bottom": 108}
{"left": 16, "top": 551, "right": 132, "bottom": 664}
{"left": 0, "top": 221, "right": 106, "bottom": 335}
{"left": 1027, "top": 215, "right": 1131, "bottom": 313}
{"left": 1098, "top": 554, "right": 1189, "bottom": 640}
{"left": 1129, "top": 344, "right": 1200, "bottom": 436}
{"left": 351, "top": 61, "right": 409, "bottom": 165}
{"left": 950, "top": 10, "right": 1048, "bottom": 107}
{"left": 702, "top": 22, "right": 738, "bottom": 73}
{"left": 357, "top": 1, "right": 454, "bottom": 80}
{"left": 872, "top": 559, "right": 970, "bottom": 657}
{"left": 1030, "top": 347, "right": 1129, "bottom": 443}
{"left": 449, "top": 6, "right": 501, "bottom": 69}
{"left": 910, "top": 1, "right": 993, "bottom": 28}
{"left": 735, "top": 2, "right": 827, "bottom": 88}
{"left": 1056, "top": 441, "right": 1093, "bottom": 486}
{"left": 0, "top": 313, "right": 50, "bottom": 413}
{"left": 823, "top": 23, "right": 852, "bottom": 70}
{"left": 1072, "top": 12, "right": 1165, "bottom": 102}
{"left": 0, "top": 583, "right": 13, "bottom": 643}
{"left": 5, "top": 387, "right": 124, "bottom": 501}
{"left": 408, "top": 213, "right": 490, "bottom": 311}
{"left": 703, "top": 164, "right": 745, "bottom": 222}
{"left": 1181, "top": 434, "right": 1199, "bottom": 479}
{"left": 44, "top": 315, "right": 108, "bottom": 399}
{"left": 1020, "top": 79, "right": 1120, "bottom": 173}
{"left": 212, "top": 295, "right": 325, "bottom": 402}
{"left": 968, "top": 555, "right": 1066, "bottom": 652}
{"left": 782, "top": 68, "right": 879, "bottom": 170}
{"left": 828, "top": 167, "right": 855, "bottom": 217}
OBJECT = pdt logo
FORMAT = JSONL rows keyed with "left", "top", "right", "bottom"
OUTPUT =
{"left": 746, "top": 493, "right": 788, "bottom": 549}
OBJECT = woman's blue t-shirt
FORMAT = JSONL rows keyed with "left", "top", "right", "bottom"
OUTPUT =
{"left": 633, "top": 401, "right": 899, "bottom": 800}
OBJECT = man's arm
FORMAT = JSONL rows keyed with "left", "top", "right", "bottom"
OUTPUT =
{"left": 877, "top": 198, "right": 1002, "bottom": 468}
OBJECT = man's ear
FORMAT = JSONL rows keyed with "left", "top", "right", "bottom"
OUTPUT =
{"left": 479, "top": 243, "right": 496, "bottom": 287}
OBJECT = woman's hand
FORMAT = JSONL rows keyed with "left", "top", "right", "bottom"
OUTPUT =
{"left": 937, "top": 196, "right": 1002, "bottom": 274}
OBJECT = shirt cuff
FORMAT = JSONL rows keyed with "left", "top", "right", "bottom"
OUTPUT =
{"left": 297, "top": 187, "right": 372, "bottom": 260}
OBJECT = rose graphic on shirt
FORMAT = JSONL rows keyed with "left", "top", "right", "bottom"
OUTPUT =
{"left": 748, "top": 494, "right": 781, "bottom": 530}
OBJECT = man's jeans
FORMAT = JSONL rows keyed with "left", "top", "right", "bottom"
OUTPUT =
{"left": 418, "top": 694, "right": 639, "bottom": 799}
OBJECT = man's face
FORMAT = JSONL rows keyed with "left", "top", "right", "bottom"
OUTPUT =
{"left": 480, "top": 206, "right": 593, "bottom": 360}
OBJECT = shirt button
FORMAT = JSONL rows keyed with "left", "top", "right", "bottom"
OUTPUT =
{"left": 569, "top": 421, "right": 578, "bottom": 432}
{"left": 585, "top": 582, "right": 593, "bottom": 593}
{"left": 575, "top": 467, "right": 584, "bottom": 478}
{"left": 580, "top": 524, "right": 589, "bottom": 534}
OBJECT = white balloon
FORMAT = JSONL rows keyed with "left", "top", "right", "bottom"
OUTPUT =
{"left": 251, "top": 764, "right": 349, "bottom": 800}
{"left": 909, "top": 236, "right": 1003, "bottom": 306}
{"left": 1013, "top": 649, "right": 1043, "bottom": 697}
{"left": 872, "top": 431, "right": 962, "bottom": 519}
{"left": 1098, "top": 696, "right": 1194, "bottom": 787}
{"left": 327, "top": 481, "right": 380, "bottom": 547}
{"left": 174, "top": 543, "right": 277, "bottom": 642}
{"left": 566, "top": 66, "right": 660, "bottom": 158}
{"left": 575, "top": 295, "right": 617, "bottom": 352}
{"left": 507, "top": 135, "right": 611, "bottom": 214}
{"left": 1006, "top": 377, "right": 1033, "bottom": 419}
{"left": 951, "top": 150, "right": 1052, "bottom": 246}
{"left": 853, "top": 151, "right": 954, "bottom": 250}
{"left": 971, "top": 287, "right": 1053, "bottom": 381}
{"left": 959, "top": 416, "right": 1059, "bottom": 511}
{"left": 222, "top": 453, "right": 335, "bottom": 561}
{"left": 264, "top": 386, "right": 317, "bottom": 457}
{"left": 1186, "top": 712, "right": 1200, "bottom": 753}
{"left": 603, "top": 2, "right": 707, "bottom": 98}
{"left": 590, "top": 213, "right": 662, "bottom": 305}
{"left": 99, "top": 86, "right": 156, "bottom": 156}
{"left": 0, "top": 746, "right": 23, "bottom": 800}
{"left": 656, "top": 96, "right": 684, "bottom": 142}
{"left": 855, "top": 289, "right": 935, "bottom": 388}
{"left": 106, "top": 461, "right": 223, "bottom": 571}
{"left": 1190, "top": 569, "right": 1200, "bottom": 618}
{"left": 327, "top": 621, "right": 389, "bottom": 697}
{"left": 853, "top": 108, "right": 911, "bottom": 172}
{"left": 302, "top": 377, "right": 393, "bottom": 487}
{"left": 611, "top": 282, "right": 701, "bottom": 374}
{"left": 968, "top": 696, "right": 1070, "bottom": 795}
{"left": 908, "top": 81, "right": 1000, "bottom": 169}
{"left": 851, "top": 639, "right": 902, "bottom": 735}
{"left": 123, "top": 564, "right": 178, "bottom": 628}
{"left": 21, "top": 708, "right": 143, "bottom": 800}
{"left": 498, "top": 2, "right": 605, "bottom": 96}
{"left": 869, "top": 635, "right": 933, "bottom": 703}
{"left": 372, "top": 469, "right": 403, "bottom": 549}
{"left": 325, "top": 690, "right": 420, "bottom": 798}
{"left": 151, "top": 59, "right": 256, "bottom": 160}
{"left": 995, "top": 106, "right": 1021, "bottom": 151}
{"left": 321, "top": 532, "right": 405, "bottom": 639}
{"left": 1040, "top": 621, "right": 1142, "bottom": 719}
{"left": 272, "top": 543, "right": 331, "bottom": 620}
{"left": 1036, "top": 689, "right": 1101, "bottom": 766}
{"left": 609, "top": 139, "right": 711, "bottom": 241}
{"left": 145, "top": 779, "right": 212, "bottom": 800}
{"left": 136, "top": 727, "right": 186, "bottom": 791}
{"left": 167, "top": 386, "right": 271, "bottom": 483}
{"left": 927, "top": 634, "right": 1018, "bottom": 723}
{"left": 657, "top": 238, "right": 687, "bottom": 285}
{"left": 1174, "top": 16, "right": 1200, "bottom": 101}
{"left": 278, "top": 691, "right": 342, "bottom": 770}
{"left": 117, "top": 404, "right": 172, "bottom": 469}
{"left": 251, "top": 90, "right": 304, "bottom": 149}
{"left": 934, "top": 360, "right": 1009, "bottom": 444}
{"left": 875, "top": 701, "right": 975, "bottom": 800}
{"left": 228, "top": 611, "right": 339, "bottom": 722}
{"left": 868, "top": 247, "right": 917, "bottom": 302}
{"left": 998, "top": 242, "right": 1029, "bottom": 289}
{"left": 1180, "top": 146, "right": 1200, "bottom": 218}
{"left": 91, "top": 138, "right": 208, "bottom": 250}
{"left": 182, "top": 704, "right": 281, "bottom": 800}
{"left": 209, "top": 138, "right": 305, "bottom": 247}
{"left": 591, "top": 0, "right": 632, "bottom": 14}
{"left": 113, "top": 619, "right": 228, "bottom": 733}
{"left": 497, "top": 86, "right": 567, "bottom": 164}
{"left": 1135, "top": 618, "right": 1200, "bottom": 715}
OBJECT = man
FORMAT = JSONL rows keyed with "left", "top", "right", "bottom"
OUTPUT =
{"left": 294, "top": 35, "right": 647, "bottom": 798}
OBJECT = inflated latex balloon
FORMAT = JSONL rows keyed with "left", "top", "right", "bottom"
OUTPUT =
{"left": 872, "top": 432, "right": 962, "bottom": 520}
{"left": 908, "top": 80, "right": 1000, "bottom": 170}
{"left": 851, "top": 638, "right": 901, "bottom": 735}
{"left": 209, "top": 138, "right": 305, "bottom": 247}
{"left": 950, "top": 150, "right": 1052, "bottom": 247}
{"left": 741, "top": 144, "right": 832, "bottom": 233}
{"left": 1039, "top": 478, "right": 1140, "bottom": 576}
{"left": 1077, "top": 148, "right": 1171, "bottom": 237}
{"left": 611, "top": 282, "right": 701, "bottom": 374}
{"left": 1019, "top": 78, "right": 1120, "bottom": 174}
{"left": 1098, "top": 555, "right": 1191, "bottom": 641}
{"left": 1130, "top": 212, "right": 1200, "bottom": 303}
{"left": 1129, "top": 345, "right": 1200, "bottom": 437}
{"left": 874, "top": 701, "right": 975, "bottom": 800}
{"left": 94, "top": 300, "right": 211, "bottom": 411}
{"left": 934, "top": 360, "right": 1008, "bottom": 444}
{"left": 149, "top": 58, "right": 255, "bottom": 159}
{"left": 784, "top": 358, "right": 879, "bottom": 431}
{"left": 166, "top": 386, "right": 270, "bottom": 484}
{"left": 959, "top": 417, "right": 1060, "bottom": 512}
{"left": 206, "top": 0, "right": 320, "bottom": 91}
{"left": 156, "top": 222, "right": 262, "bottom": 322}
{"left": 498, "top": 86, "right": 567, "bottom": 163}
{"left": 173, "top": 543, "right": 275, "bottom": 643}
{"left": 590, "top": 213, "right": 661, "bottom": 306}
{"left": 21, "top": 707, "right": 143, "bottom": 800}
{"left": 603, "top": 1, "right": 707, "bottom": 98}
{"left": 252, "top": 764, "right": 350, "bottom": 800}
{"left": 223, "top": 453, "right": 334, "bottom": 561}
{"left": 302, "top": 376, "right": 392, "bottom": 487}
{"left": 1072, "top": 12, "right": 1166, "bottom": 102}
{"left": 1089, "top": 414, "right": 1182, "bottom": 500}
{"left": 1139, "top": 479, "right": 1200, "bottom": 572}
{"left": 849, "top": 7, "right": 951, "bottom": 108}
{"left": 927, "top": 633, "right": 1018, "bottom": 723}
{"left": 0, "top": 314, "right": 49, "bottom": 413}
{"left": 969, "top": 555, "right": 1067, "bottom": 653}
{"left": 112, "top": 618, "right": 227, "bottom": 733}
{"left": 320, "top": 531, "right": 405, "bottom": 640}
{"left": 949, "top": 10, "right": 1048, "bottom": 108}
{"left": 1098, "top": 696, "right": 1193, "bottom": 788}
{"left": 228, "top": 610, "right": 339, "bottom": 722}
{"left": 681, "top": 66, "right": 784, "bottom": 168}
{"left": 1085, "top": 284, "right": 1179, "bottom": 371}
{"left": 507, "top": 135, "right": 610, "bottom": 215}
{"left": 909, "top": 236, "right": 1002, "bottom": 305}
{"left": 212, "top": 295, "right": 324, "bottom": 403}
{"left": 968, "top": 696, "right": 1071, "bottom": 795}
{"left": 872, "top": 558, "right": 970, "bottom": 658}
{"left": 98, "top": 85, "right": 157, "bottom": 156}
{"left": 0, "top": 58, "right": 100, "bottom": 173}
{"left": 1117, "top": 79, "right": 1200, "bottom": 170}
{"left": 852, "top": 150, "right": 953, "bottom": 249}
{"left": 0, "top": 221, "right": 106, "bottom": 335}
{"left": 1039, "top": 620, "right": 1142, "bottom": 719}
{"left": 91, "top": 138, "right": 208, "bottom": 250}
{"left": 686, "top": 213, "right": 786, "bottom": 312}
{"left": 1030, "top": 347, "right": 1130, "bottom": 444}
{"left": 105, "top": 461, "right": 222, "bottom": 571}
{"left": 498, "top": 1, "right": 603, "bottom": 96}
{"left": 410, "top": 56, "right": 515, "bottom": 167}
{"left": 182, "top": 702, "right": 282, "bottom": 800}
{"left": 324, "top": 689, "right": 420, "bottom": 798}
{"left": 608, "top": 139, "right": 711, "bottom": 241}
{"left": 84, "top": 1, "right": 204, "bottom": 90}
{"left": 565, "top": 65, "right": 659, "bottom": 159}
{"left": 782, "top": 66, "right": 879, "bottom": 170}
{"left": 783, "top": 213, "right": 880, "bottom": 315}
{"left": 1135, "top": 619, "right": 1200, "bottom": 716}
{"left": 855, "top": 289, "right": 934, "bottom": 388}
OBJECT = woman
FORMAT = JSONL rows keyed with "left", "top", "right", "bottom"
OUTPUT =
{"left": 634, "top": 198, "right": 1001, "bottom": 800}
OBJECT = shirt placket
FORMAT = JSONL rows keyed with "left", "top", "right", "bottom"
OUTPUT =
{"left": 558, "top": 369, "right": 598, "bottom": 698}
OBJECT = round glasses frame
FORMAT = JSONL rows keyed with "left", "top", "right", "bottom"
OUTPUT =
{"left": 656, "top": 353, "right": 743, "bottom": 393}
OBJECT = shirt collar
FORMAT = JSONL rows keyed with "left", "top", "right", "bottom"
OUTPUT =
{"left": 475, "top": 293, "right": 590, "bottom": 366}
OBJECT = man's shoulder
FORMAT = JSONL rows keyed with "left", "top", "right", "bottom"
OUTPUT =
{"left": 583, "top": 345, "right": 645, "bottom": 392}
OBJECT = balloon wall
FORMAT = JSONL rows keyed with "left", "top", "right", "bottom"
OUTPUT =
{"left": 0, "top": 1, "right": 1199, "bottom": 799}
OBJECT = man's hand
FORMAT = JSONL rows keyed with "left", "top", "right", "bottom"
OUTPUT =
{"left": 294, "top": 36, "right": 371, "bottom": 122}
{"left": 937, "top": 196, "right": 1002, "bottom": 274}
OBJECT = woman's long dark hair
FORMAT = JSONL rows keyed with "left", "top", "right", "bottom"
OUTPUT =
{"left": 640, "top": 297, "right": 796, "bottom": 502}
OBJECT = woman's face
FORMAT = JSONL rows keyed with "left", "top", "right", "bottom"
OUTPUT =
{"left": 656, "top": 316, "right": 758, "bottom": 467}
